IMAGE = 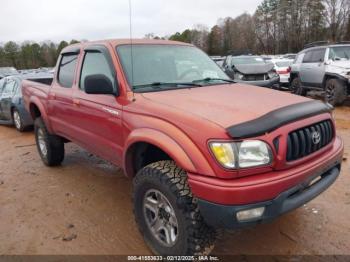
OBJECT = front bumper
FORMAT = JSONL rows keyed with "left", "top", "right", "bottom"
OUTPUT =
{"left": 235, "top": 76, "right": 280, "bottom": 88}
{"left": 198, "top": 164, "right": 341, "bottom": 229}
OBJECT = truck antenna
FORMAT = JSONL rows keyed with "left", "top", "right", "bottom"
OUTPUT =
{"left": 128, "top": 0, "right": 136, "bottom": 102}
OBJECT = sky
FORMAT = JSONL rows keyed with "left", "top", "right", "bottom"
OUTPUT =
{"left": 0, "top": 0, "right": 261, "bottom": 43}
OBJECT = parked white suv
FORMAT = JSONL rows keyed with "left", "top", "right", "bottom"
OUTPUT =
{"left": 290, "top": 43, "right": 350, "bottom": 106}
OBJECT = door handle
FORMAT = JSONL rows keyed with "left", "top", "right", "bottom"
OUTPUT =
{"left": 73, "top": 99, "right": 80, "bottom": 106}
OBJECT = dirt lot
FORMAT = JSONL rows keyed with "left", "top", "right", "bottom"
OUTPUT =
{"left": 0, "top": 105, "right": 349, "bottom": 256}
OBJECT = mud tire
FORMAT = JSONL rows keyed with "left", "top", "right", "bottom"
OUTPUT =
{"left": 133, "top": 160, "right": 216, "bottom": 255}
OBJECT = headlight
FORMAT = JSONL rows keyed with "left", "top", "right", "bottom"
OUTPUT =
{"left": 238, "top": 140, "right": 272, "bottom": 168}
{"left": 209, "top": 140, "right": 272, "bottom": 169}
{"left": 268, "top": 70, "right": 279, "bottom": 79}
{"left": 234, "top": 72, "right": 244, "bottom": 80}
{"left": 210, "top": 142, "right": 236, "bottom": 168}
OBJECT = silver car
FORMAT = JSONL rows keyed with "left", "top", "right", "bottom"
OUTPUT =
{"left": 290, "top": 43, "right": 350, "bottom": 106}
{"left": 223, "top": 55, "right": 280, "bottom": 88}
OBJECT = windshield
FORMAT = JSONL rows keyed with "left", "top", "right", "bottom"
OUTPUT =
{"left": 116, "top": 45, "right": 229, "bottom": 91}
{"left": 231, "top": 57, "right": 266, "bottom": 65}
{"left": 329, "top": 46, "right": 350, "bottom": 60}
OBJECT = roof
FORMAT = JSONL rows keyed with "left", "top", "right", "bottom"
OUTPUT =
{"left": 61, "top": 39, "right": 193, "bottom": 54}
{"left": 302, "top": 43, "right": 350, "bottom": 53}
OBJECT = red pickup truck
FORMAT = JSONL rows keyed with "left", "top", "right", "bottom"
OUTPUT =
{"left": 22, "top": 39, "right": 344, "bottom": 255}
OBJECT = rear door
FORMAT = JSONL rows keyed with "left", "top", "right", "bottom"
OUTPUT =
{"left": 69, "top": 45, "right": 123, "bottom": 165}
{"left": 48, "top": 48, "right": 80, "bottom": 139}
{"left": 0, "top": 78, "right": 18, "bottom": 120}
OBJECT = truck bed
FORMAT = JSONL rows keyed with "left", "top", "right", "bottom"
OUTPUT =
{"left": 22, "top": 79, "right": 51, "bottom": 117}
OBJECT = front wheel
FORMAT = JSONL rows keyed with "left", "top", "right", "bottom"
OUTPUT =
{"left": 133, "top": 161, "right": 216, "bottom": 255}
{"left": 34, "top": 117, "right": 65, "bottom": 166}
{"left": 325, "top": 79, "right": 348, "bottom": 106}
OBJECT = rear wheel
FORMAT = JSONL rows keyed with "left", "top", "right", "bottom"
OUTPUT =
{"left": 325, "top": 79, "right": 348, "bottom": 106}
{"left": 133, "top": 160, "right": 216, "bottom": 255}
{"left": 290, "top": 77, "right": 307, "bottom": 96}
{"left": 12, "top": 109, "right": 25, "bottom": 132}
{"left": 34, "top": 117, "right": 64, "bottom": 166}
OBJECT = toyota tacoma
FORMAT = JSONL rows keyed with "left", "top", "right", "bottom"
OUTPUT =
{"left": 22, "top": 39, "right": 344, "bottom": 255}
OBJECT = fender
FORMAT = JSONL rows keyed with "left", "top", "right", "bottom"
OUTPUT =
{"left": 323, "top": 73, "right": 349, "bottom": 87}
{"left": 123, "top": 128, "right": 215, "bottom": 177}
{"left": 29, "top": 96, "right": 53, "bottom": 133}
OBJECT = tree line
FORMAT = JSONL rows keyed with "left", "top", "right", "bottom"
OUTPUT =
{"left": 0, "top": 40, "right": 80, "bottom": 70}
{"left": 1, "top": 0, "right": 350, "bottom": 70}
{"left": 168, "top": 0, "right": 350, "bottom": 55}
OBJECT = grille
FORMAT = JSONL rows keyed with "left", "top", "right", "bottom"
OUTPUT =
{"left": 243, "top": 74, "right": 265, "bottom": 81}
{"left": 286, "top": 120, "right": 334, "bottom": 162}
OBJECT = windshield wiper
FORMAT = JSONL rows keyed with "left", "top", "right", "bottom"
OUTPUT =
{"left": 133, "top": 82, "right": 203, "bottom": 89}
{"left": 192, "top": 77, "right": 235, "bottom": 84}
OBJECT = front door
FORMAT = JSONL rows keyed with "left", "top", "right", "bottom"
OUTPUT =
{"left": 300, "top": 48, "right": 326, "bottom": 87}
{"left": 69, "top": 45, "right": 124, "bottom": 165}
{"left": 0, "top": 78, "right": 17, "bottom": 120}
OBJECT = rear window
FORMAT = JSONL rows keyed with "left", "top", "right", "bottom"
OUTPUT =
{"left": 275, "top": 61, "right": 292, "bottom": 67}
{"left": 295, "top": 53, "right": 305, "bottom": 64}
{"left": 57, "top": 54, "right": 78, "bottom": 88}
{"left": 231, "top": 57, "right": 265, "bottom": 65}
{"left": 0, "top": 79, "right": 5, "bottom": 92}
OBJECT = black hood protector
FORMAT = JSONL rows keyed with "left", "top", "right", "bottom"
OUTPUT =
{"left": 227, "top": 101, "right": 333, "bottom": 139}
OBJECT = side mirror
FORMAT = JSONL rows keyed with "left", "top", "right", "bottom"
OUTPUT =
{"left": 84, "top": 74, "right": 116, "bottom": 95}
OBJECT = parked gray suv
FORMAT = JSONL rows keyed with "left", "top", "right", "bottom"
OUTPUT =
{"left": 290, "top": 43, "right": 350, "bottom": 106}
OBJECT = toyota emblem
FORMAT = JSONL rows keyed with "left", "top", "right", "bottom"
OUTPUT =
{"left": 312, "top": 131, "right": 321, "bottom": 144}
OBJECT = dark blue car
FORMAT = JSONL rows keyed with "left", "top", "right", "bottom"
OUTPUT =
{"left": 0, "top": 73, "right": 53, "bottom": 132}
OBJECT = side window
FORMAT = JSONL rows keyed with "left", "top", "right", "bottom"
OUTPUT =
{"left": 0, "top": 79, "right": 5, "bottom": 94}
{"left": 79, "top": 51, "right": 115, "bottom": 91}
{"left": 3, "top": 80, "right": 17, "bottom": 94}
{"left": 223, "top": 56, "right": 230, "bottom": 68}
{"left": 310, "top": 49, "right": 326, "bottom": 62}
{"left": 302, "top": 51, "right": 313, "bottom": 63}
{"left": 16, "top": 82, "right": 22, "bottom": 95}
{"left": 57, "top": 54, "right": 78, "bottom": 88}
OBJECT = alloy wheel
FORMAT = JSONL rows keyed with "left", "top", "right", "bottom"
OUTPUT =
{"left": 37, "top": 128, "right": 48, "bottom": 157}
{"left": 13, "top": 111, "right": 21, "bottom": 130}
{"left": 325, "top": 83, "right": 335, "bottom": 104}
{"left": 143, "top": 189, "right": 179, "bottom": 247}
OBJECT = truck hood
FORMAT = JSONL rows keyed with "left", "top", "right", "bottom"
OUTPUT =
{"left": 234, "top": 63, "right": 274, "bottom": 74}
{"left": 329, "top": 60, "right": 350, "bottom": 70}
{"left": 141, "top": 84, "right": 310, "bottom": 128}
